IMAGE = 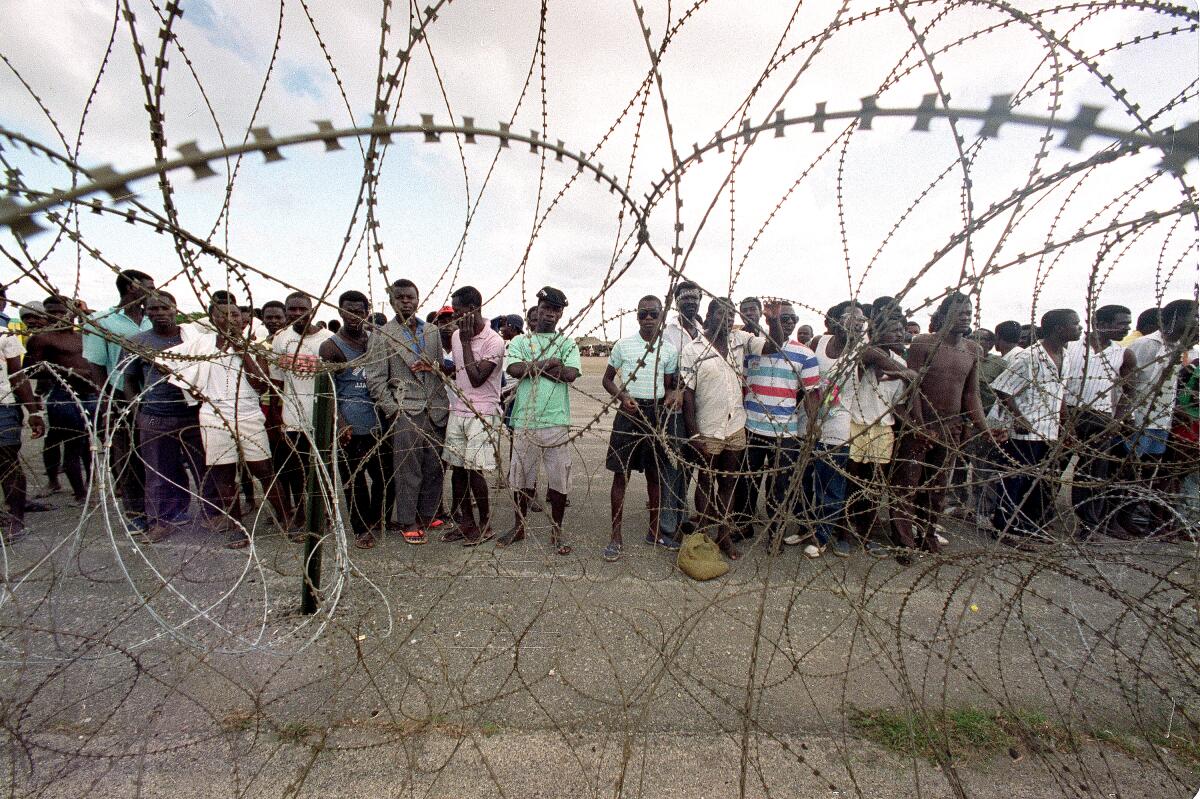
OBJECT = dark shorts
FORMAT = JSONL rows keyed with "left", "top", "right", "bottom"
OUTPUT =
{"left": 0, "top": 404, "right": 21, "bottom": 448}
{"left": 605, "top": 401, "right": 663, "bottom": 474}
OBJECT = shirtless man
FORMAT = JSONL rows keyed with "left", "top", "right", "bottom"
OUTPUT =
{"left": 893, "top": 293, "right": 1005, "bottom": 552}
{"left": 23, "top": 296, "right": 98, "bottom": 503}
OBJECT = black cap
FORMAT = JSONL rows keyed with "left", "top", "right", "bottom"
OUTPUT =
{"left": 505, "top": 314, "right": 525, "bottom": 332}
{"left": 536, "top": 286, "right": 568, "bottom": 308}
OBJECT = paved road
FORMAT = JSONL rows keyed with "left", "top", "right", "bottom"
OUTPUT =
{"left": 2, "top": 358, "right": 1196, "bottom": 797}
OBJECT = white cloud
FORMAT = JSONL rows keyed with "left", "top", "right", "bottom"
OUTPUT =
{"left": 1, "top": 0, "right": 1195, "bottom": 335}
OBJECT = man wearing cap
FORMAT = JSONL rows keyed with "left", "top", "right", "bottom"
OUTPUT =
{"left": 365, "top": 279, "right": 450, "bottom": 545}
{"left": 499, "top": 286, "right": 580, "bottom": 555}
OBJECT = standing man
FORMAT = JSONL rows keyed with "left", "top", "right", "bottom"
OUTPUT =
{"left": 24, "top": 295, "right": 97, "bottom": 504}
{"left": 439, "top": 286, "right": 504, "bottom": 546}
{"left": 660, "top": 280, "right": 705, "bottom": 540}
{"left": 892, "top": 293, "right": 1004, "bottom": 552}
{"left": 737, "top": 297, "right": 763, "bottom": 333}
{"left": 681, "top": 298, "right": 781, "bottom": 561}
{"left": 990, "top": 309, "right": 1081, "bottom": 546}
{"left": 795, "top": 324, "right": 814, "bottom": 347}
{"left": 797, "top": 301, "right": 865, "bottom": 557}
{"left": 904, "top": 321, "right": 922, "bottom": 344}
{"left": 82, "top": 269, "right": 155, "bottom": 531}
{"left": 947, "top": 326, "right": 1009, "bottom": 523}
{"left": 0, "top": 324, "right": 45, "bottom": 540}
{"left": 739, "top": 301, "right": 820, "bottom": 549}
{"left": 1115, "top": 298, "right": 1198, "bottom": 537}
{"left": 121, "top": 291, "right": 205, "bottom": 542}
{"left": 601, "top": 295, "right": 681, "bottom": 561}
{"left": 994, "top": 321, "right": 1023, "bottom": 360}
{"left": 1120, "top": 308, "right": 1160, "bottom": 346}
{"left": 843, "top": 309, "right": 914, "bottom": 553}
{"left": 271, "top": 291, "right": 335, "bottom": 526}
{"left": 320, "top": 291, "right": 387, "bottom": 549}
{"left": 1061, "top": 304, "right": 1135, "bottom": 536}
{"left": 168, "top": 299, "right": 294, "bottom": 548}
{"left": 364, "top": 279, "right": 449, "bottom": 545}
{"left": 261, "top": 301, "right": 288, "bottom": 340}
{"left": 500, "top": 286, "right": 580, "bottom": 555}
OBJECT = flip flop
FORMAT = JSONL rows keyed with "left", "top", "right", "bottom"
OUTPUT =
{"left": 402, "top": 528, "right": 428, "bottom": 545}
{"left": 602, "top": 541, "right": 622, "bottom": 562}
{"left": 354, "top": 532, "right": 377, "bottom": 549}
{"left": 554, "top": 542, "right": 573, "bottom": 556}
{"left": 440, "top": 527, "right": 466, "bottom": 543}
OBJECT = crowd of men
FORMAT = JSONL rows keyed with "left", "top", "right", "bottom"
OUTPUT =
{"left": 0, "top": 274, "right": 1196, "bottom": 566}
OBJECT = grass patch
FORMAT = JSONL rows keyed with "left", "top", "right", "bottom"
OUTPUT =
{"left": 220, "top": 709, "right": 258, "bottom": 734}
{"left": 851, "top": 706, "right": 1199, "bottom": 767}
{"left": 849, "top": 707, "right": 1082, "bottom": 763}
{"left": 274, "top": 720, "right": 318, "bottom": 744}
{"left": 1149, "top": 733, "right": 1200, "bottom": 765}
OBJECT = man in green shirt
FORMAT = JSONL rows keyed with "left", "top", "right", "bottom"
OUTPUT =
{"left": 82, "top": 269, "right": 155, "bottom": 531}
{"left": 498, "top": 286, "right": 581, "bottom": 555}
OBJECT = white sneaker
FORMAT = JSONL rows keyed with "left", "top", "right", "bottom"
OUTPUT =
{"left": 803, "top": 544, "right": 822, "bottom": 559}
{"left": 782, "top": 533, "right": 803, "bottom": 546}
{"left": 934, "top": 532, "right": 950, "bottom": 546}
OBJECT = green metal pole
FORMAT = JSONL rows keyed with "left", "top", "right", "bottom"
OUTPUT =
{"left": 300, "top": 372, "right": 334, "bottom": 615}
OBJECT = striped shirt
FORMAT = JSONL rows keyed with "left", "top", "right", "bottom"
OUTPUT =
{"left": 1063, "top": 339, "right": 1123, "bottom": 415}
{"left": 744, "top": 341, "right": 821, "bottom": 437}
{"left": 608, "top": 334, "right": 678, "bottom": 400}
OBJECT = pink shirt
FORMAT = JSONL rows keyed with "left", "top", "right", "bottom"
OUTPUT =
{"left": 450, "top": 325, "right": 505, "bottom": 417}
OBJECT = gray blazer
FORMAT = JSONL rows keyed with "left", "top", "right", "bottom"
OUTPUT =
{"left": 364, "top": 318, "right": 449, "bottom": 425}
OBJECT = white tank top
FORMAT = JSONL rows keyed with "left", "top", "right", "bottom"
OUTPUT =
{"left": 813, "top": 335, "right": 852, "bottom": 446}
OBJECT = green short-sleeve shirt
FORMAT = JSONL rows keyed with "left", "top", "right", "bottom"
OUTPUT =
{"left": 506, "top": 332, "right": 582, "bottom": 429}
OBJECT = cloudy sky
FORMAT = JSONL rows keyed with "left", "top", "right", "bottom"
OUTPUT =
{"left": 1, "top": 0, "right": 1196, "bottom": 339}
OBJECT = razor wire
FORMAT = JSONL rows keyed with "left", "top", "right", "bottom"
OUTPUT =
{"left": 0, "top": 1, "right": 1198, "bottom": 797}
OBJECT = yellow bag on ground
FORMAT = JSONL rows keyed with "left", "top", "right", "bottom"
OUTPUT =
{"left": 676, "top": 532, "right": 729, "bottom": 581}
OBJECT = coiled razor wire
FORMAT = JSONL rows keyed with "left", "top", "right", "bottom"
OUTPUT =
{"left": 0, "top": 1, "right": 1197, "bottom": 797}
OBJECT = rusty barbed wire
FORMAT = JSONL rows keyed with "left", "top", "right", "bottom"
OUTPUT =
{"left": 0, "top": 1, "right": 1197, "bottom": 797}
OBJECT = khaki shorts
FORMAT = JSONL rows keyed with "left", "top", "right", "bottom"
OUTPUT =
{"left": 509, "top": 425, "right": 571, "bottom": 494}
{"left": 199, "top": 408, "right": 272, "bottom": 466}
{"left": 442, "top": 413, "right": 499, "bottom": 472}
{"left": 695, "top": 426, "right": 747, "bottom": 456}
{"left": 849, "top": 420, "right": 895, "bottom": 464}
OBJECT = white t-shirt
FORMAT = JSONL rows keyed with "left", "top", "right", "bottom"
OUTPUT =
{"left": 1126, "top": 331, "right": 1180, "bottom": 430}
{"left": 813, "top": 335, "right": 857, "bottom": 446}
{"left": 0, "top": 334, "right": 23, "bottom": 404}
{"left": 843, "top": 351, "right": 907, "bottom": 427}
{"left": 166, "top": 334, "right": 263, "bottom": 420}
{"left": 271, "top": 326, "right": 335, "bottom": 432}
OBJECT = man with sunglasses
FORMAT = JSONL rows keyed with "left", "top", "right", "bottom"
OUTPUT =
{"left": 600, "top": 296, "right": 681, "bottom": 561}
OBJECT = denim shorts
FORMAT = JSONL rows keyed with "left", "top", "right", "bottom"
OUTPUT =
{"left": 1126, "top": 428, "right": 1169, "bottom": 458}
{"left": 0, "top": 403, "right": 22, "bottom": 447}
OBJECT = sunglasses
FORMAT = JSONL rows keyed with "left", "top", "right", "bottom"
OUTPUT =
{"left": 637, "top": 309, "right": 661, "bottom": 319}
